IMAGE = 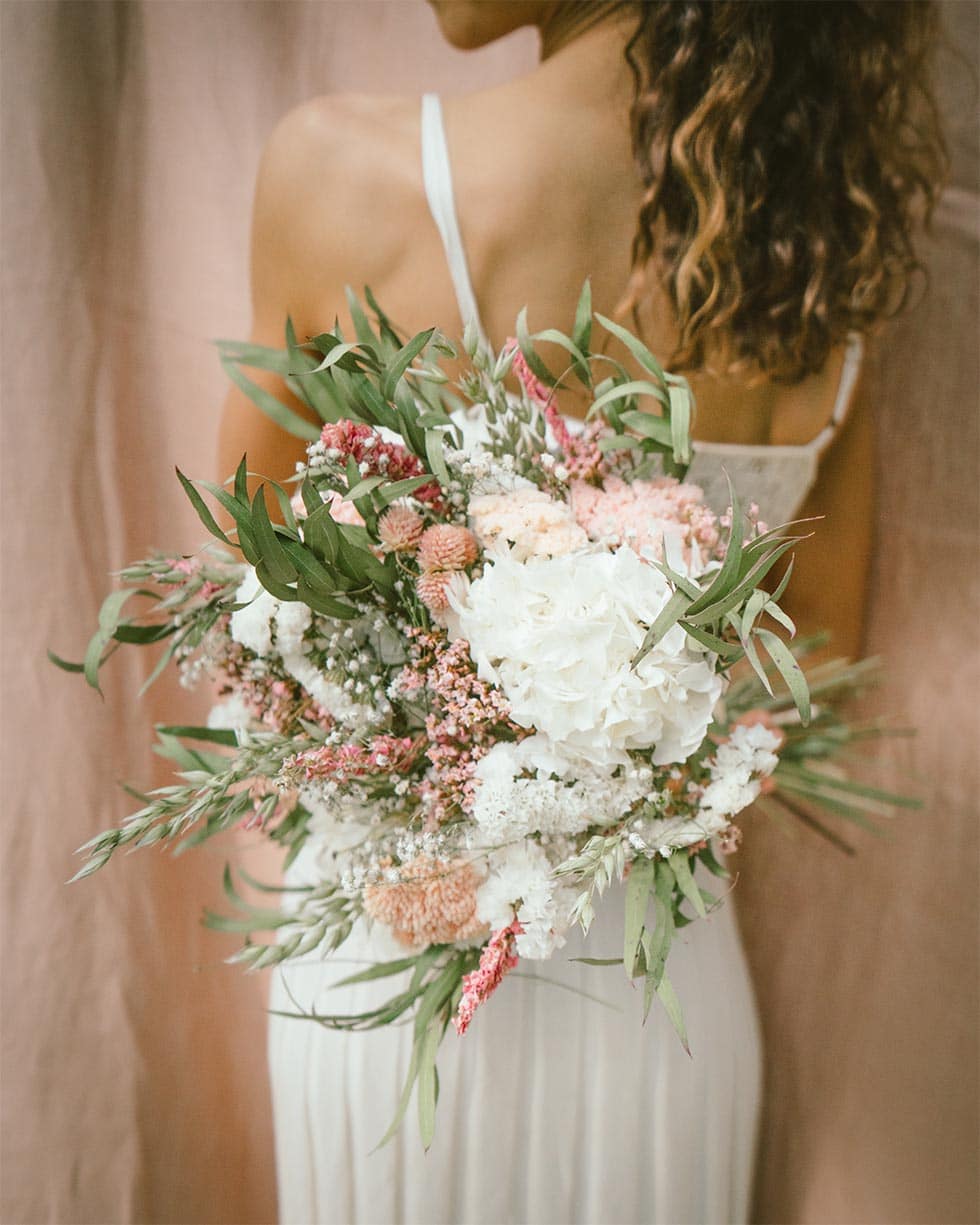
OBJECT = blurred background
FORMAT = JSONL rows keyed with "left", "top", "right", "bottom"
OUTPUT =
{"left": 1, "top": 2, "right": 976, "bottom": 1222}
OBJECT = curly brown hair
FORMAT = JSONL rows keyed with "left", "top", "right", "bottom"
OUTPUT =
{"left": 621, "top": 0, "right": 948, "bottom": 383}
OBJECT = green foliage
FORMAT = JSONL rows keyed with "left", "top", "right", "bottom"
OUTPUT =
{"left": 270, "top": 940, "right": 478, "bottom": 1150}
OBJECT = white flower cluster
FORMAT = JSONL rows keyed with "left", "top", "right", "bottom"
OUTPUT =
{"left": 471, "top": 735, "right": 652, "bottom": 842}
{"left": 468, "top": 488, "right": 588, "bottom": 560}
{"left": 475, "top": 841, "right": 579, "bottom": 959}
{"left": 635, "top": 721, "right": 782, "bottom": 855}
{"left": 700, "top": 722, "right": 780, "bottom": 819}
{"left": 457, "top": 546, "right": 723, "bottom": 768}
{"left": 227, "top": 568, "right": 383, "bottom": 727}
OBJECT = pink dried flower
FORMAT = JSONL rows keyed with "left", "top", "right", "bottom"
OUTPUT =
{"left": 319, "top": 419, "right": 443, "bottom": 508}
{"left": 362, "top": 856, "right": 486, "bottom": 948}
{"left": 416, "top": 570, "right": 457, "bottom": 614}
{"left": 504, "top": 339, "right": 605, "bottom": 479}
{"left": 378, "top": 505, "right": 425, "bottom": 552}
{"left": 417, "top": 524, "right": 478, "bottom": 572}
{"left": 396, "top": 631, "right": 522, "bottom": 826}
{"left": 508, "top": 339, "right": 553, "bottom": 407}
{"left": 453, "top": 919, "right": 523, "bottom": 1036}
{"left": 570, "top": 475, "right": 720, "bottom": 568}
{"left": 325, "top": 488, "right": 364, "bottom": 527}
{"left": 286, "top": 734, "right": 419, "bottom": 783}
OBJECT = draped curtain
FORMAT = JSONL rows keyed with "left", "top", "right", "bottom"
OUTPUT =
{"left": 1, "top": 3, "right": 975, "bottom": 1223}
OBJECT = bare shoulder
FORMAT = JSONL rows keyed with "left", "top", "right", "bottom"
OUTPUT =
{"left": 249, "top": 94, "right": 426, "bottom": 331}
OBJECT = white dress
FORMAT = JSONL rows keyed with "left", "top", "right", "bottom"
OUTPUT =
{"left": 267, "top": 94, "right": 864, "bottom": 1225}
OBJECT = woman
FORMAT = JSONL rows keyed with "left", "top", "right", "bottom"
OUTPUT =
{"left": 218, "top": 3, "right": 945, "bottom": 1222}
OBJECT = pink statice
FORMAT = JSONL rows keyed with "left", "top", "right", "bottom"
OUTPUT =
{"left": 214, "top": 635, "right": 331, "bottom": 734}
{"left": 320, "top": 419, "right": 443, "bottom": 508}
{"left": 397, "top": 631, "right": 523, "bottom": 826}
{"left": 287, "top": 734, "right": 420, "bottom": 784}
{"left": 453, "top": 918, "right": 523, "bottom": 1036}
{"left": 362, "top": 855, "right": 485, "bottom": 948}
{"left": 570, "top": 475, "right": 720, "bottom": 570}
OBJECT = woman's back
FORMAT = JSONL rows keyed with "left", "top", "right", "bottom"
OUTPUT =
{"left": 224, "top": 15, "right": 851, "bottom": 467}
{"left": 220, "top": 16, "right": 870, "bottom": 656}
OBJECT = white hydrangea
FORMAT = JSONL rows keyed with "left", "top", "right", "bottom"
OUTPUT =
{"left": 475, "top": 840, "right": 578, "bottom": 960}
{"left": 274, "top": 600, "right": 312, "bottom": 656}
{"left": 468, "top": 488, "right": 589, "bottom": 560}
{"left": 229, "top": 568, "right": 278, "bottom": 657}
{"left": 471, "top": 735, "right": 652, "bottom": 841}
{"left": 457, "top": 546, "right": 723, "bottom": 767}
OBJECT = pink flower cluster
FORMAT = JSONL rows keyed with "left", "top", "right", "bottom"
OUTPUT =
{"left": 378, "top": 508, "right": 480, "bottom": 615}
{"left": 570, "top": 475, "right": 720, "bottom": 565}
{"left": 362, "top": 855, "right": 485, "bottom": 948}
{"left": 287, "top": 734, "right": 419, "bottom": 783}
{"left": 453, "top": 918, "right": 523, "bottom": 1036}
{"left": 320, "top": 419, "right": 443, "bottom": 508}
{"left": 416, "top": 525, "right": 479, "bottom": 614}
{"left": 399, "top": 632, "right": 520, "bottom": 826}
{"left": 216, "top": 637, "right": 330, "bottom": 734}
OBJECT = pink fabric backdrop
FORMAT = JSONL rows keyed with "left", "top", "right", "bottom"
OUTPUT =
{"left": 1, "top": 3, "right": 976, "bottom": 1223}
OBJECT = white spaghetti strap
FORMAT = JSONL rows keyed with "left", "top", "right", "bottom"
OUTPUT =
{"left": 812, "top": 331, "right": 865, "bottom": 453}
{"left": 420, "top": 94, "right": 489, "bottom": 348}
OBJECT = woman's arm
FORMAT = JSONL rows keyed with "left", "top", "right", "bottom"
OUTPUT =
{"left": 217, "top": 107, "right": 326, "bottom": 491}
{"left": 217, "top": 97, "right": 406, "bottom": 493}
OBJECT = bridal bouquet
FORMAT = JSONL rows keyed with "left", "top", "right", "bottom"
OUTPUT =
{"left": 55, "top": 286, "right": 909, "bottom": 1145}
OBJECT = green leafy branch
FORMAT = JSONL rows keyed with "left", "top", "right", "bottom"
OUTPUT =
{"left": 632, "top": 484, "right": 812, "bottom": 722}
{"left": 204, "top": 864, "right": 359, "bottom": 970}
{"left": 512, "top": 282, "right": 695, "bottom": 479}
{"left": 216, "top": 289, "right": 457, "bottom": 469}
{"left": 69, "top": 727, "right": 301, "bottom": 881}
{"left": 50, "top": 552, "right": 242, "bottom": 695}
{"left": 272, "top": 942, "right": 479, "bottom": 1150}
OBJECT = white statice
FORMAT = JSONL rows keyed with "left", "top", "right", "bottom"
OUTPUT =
{"left": 229, "top": 568, "right": 279, "bottom": 657}
{"left": 471, "top": 735, "right": 652, "bottom": 841}
{"left": 475, "top": 840, "right": 578, "bottom": 959}
{"left": 699, "top": 722, "right": 780, "bottom": 821}
{"left": 468, "top": 488, "right": 589, "bottom": 560}
{"left": 206, "top": 692, "right": 254, "bottom": 735}
{"left": 637, "top": 721, "right": 782, "bottom": 854}
{"left": 457, "top": 546, "right": 723, "bottom": 767}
